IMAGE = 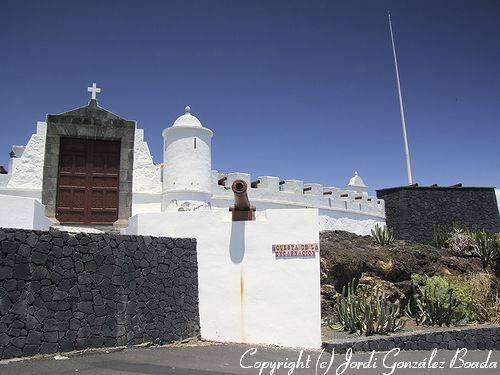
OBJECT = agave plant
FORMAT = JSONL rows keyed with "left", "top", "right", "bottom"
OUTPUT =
{"left": 335, "top": 279, "right": 406, "bottom": 336}
{"left": 470, "top": 230, "right": 499, "bottom": 269}
{"left": 371, "top": 224, "right": 394, "bottom": 246}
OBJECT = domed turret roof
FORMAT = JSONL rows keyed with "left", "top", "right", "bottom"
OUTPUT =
{"left": 348, "top": 171, "right": 367, "bottom": 188}
{"left": 172, "top": 106, "right": 203, "bottom": 128}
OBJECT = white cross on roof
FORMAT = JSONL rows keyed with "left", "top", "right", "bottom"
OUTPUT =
{"left": 87, "top": 83, "right": 101, "bottom": 100}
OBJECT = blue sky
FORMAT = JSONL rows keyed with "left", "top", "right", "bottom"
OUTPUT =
{"left": 1, "top": 0, "right": 499, "bottom": 192}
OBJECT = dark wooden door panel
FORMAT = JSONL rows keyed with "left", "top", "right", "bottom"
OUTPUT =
{"left": 60, "top": 154, "right": 86, "bottom": 173}
{"left": 56, "top": 138, "right": 121, "bottom": 224}
{"left": 57, "top": 187, "right": 86, "bottom": 208}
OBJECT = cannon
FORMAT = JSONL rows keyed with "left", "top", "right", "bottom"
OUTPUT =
{"left": 229, "top": 179, "right": 256, "bottom": 221}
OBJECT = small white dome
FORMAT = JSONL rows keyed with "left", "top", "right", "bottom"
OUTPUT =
{"left": 348, "top": 171, "right": 367, "bottom": 188}
{"left": 172, "top": 105, "right": 203, "bottom": 128}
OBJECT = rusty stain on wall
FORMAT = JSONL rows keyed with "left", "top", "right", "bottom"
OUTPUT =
{"left": 240, "top": 265, "right": 246, "bottom": 343}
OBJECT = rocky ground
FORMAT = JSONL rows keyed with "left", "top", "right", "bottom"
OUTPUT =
{"left": 320, "top": 230, "right": 495, "bottom": 322}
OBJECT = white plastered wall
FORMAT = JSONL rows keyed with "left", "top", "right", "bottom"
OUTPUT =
{"left": 124, "top": 208, "right": 321, "bottom": 349}
{"left": 211, "top": 170, "right": 386, "bottom": 235}
{"left": 318, "top": 210, "right": 385, "bottom": 235}
{"left": 6, "top": 122, "right": 46, "bottom": 191}
{"left": 210, "top": 193, "right": 385, "bottom": 235}
{"left": 0, "top": 174, "right": 10, "bottom": 187}
{"left": 0, "top": 194, "right": 51, "bottom": 230}
{"left": 131, "top": 128, "right": 162, "bottom": 214}
{"left": 132, "top": 129, "right": 162, "bottom": 194}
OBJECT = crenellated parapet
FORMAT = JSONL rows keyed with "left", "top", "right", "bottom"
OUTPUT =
{"left": 211, "top": 171, "right": 385, "bottom": 218}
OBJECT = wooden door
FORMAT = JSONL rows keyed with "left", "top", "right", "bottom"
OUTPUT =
{"left": 56, "top": 138, "right": 120, "bottom": 224}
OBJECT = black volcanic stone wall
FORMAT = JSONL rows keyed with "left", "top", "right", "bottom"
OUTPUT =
{"left": 324, "top": 325, "right": 500, "bottom": 353}
{"left": 0, "top": 228, "right": 199, "bottom": 360}
{"left": 377, "top": 186, "right": 499, "bottom": 244}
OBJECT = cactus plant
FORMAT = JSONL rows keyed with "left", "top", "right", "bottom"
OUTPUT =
{"left": 408, "top": 275, "right": 468, "bottom": 327}
{"left": 433, "top": 225, "right": 449, "bottom": 249}
{"left": 335, "top": 279, "right": 406, "bottom": 336}
{"left": 371, "top": 224, "right": 394, "bottom": 246}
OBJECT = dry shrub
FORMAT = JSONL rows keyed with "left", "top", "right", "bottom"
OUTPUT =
{"left": 450, "top": 273, "right": 500, "bottom": 324}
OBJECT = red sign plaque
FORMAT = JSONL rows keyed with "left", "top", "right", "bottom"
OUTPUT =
{"left": 272, "top": 243, "right": 319, "bottom": 258}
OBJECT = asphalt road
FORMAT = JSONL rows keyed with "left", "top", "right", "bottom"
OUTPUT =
{"left": 0, "top": 343, "right": 498, "bottom": 375}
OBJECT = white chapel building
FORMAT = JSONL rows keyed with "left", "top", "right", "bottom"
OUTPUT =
{"left": 0, "top": 85, "right": 385, "bottom": 234}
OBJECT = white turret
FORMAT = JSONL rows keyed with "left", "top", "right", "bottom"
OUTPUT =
{"left": 347, "top": 171, "right": 368, "bottom": 195}
{"left": 162, "top": 106, "right": 213, "bottom": 211}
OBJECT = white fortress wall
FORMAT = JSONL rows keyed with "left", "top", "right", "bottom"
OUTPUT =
{"left": 124, "top": 208, "right": 322, "bottom": 349}
{"left": 6, "top": 122, "right": 46, "bottom": 190}
{"left": 0, "top": 145, "right": 26, "bottom": 187}
{"left": 0, "top": 174, "right": 10, "bottom": 187}
{"left": 211, "top": 171, "right": 385, "bottom": 234}
{"left": 318, "top": 210, "right": 385, "bottom": 236}
{"left": 132, "top": 128, "right": 162, "bottom": 194}
{"left": 131, "top": 192, "right": 162, "bottom": 215}
{"left": 0, "top": 122, "right": 46, "bottom": 199}
{"left": 0, "top": 188, "right": 42, "bottom": 201}
{"left": 131, "top": 128, "right": 162, "bottom": 214}
{"left": 0, "top": 194, "right": 51, "bottom": 230}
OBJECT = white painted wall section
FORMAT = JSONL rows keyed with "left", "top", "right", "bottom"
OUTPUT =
{"left": 132, "top": 128, "right": 162, "bottom": 194}
{"left": 0, "top": 194, "right": 51, "bottom": 230}
{"left": 318, "top": 212, "right": 385, "bottom": 235}
{"left": 7, "top": 122, "right": 46, "bottom": 190}
{"left": 131, "top": 193, "right": 162, "bottom": 215}
{"left": 124, "top": 208, "right": 321, "bottom": 349}
{"left": 0, "top": 175, "right": 10, "bottom": 187}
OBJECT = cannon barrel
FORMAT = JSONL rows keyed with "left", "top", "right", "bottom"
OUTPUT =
{"left": 230, "top": 179, "right": 256, "bottom": 221}
{"left": 231, "top": 180, "right": 251, "bottom": 211}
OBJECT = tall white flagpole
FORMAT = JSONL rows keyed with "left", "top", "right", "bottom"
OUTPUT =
{"left": 388, "top": 11, "right": 413, "bottom": 185}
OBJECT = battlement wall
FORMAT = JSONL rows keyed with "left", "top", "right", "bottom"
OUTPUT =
{"left": 212, "top": 171, "right": 385, "bottom": 218}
